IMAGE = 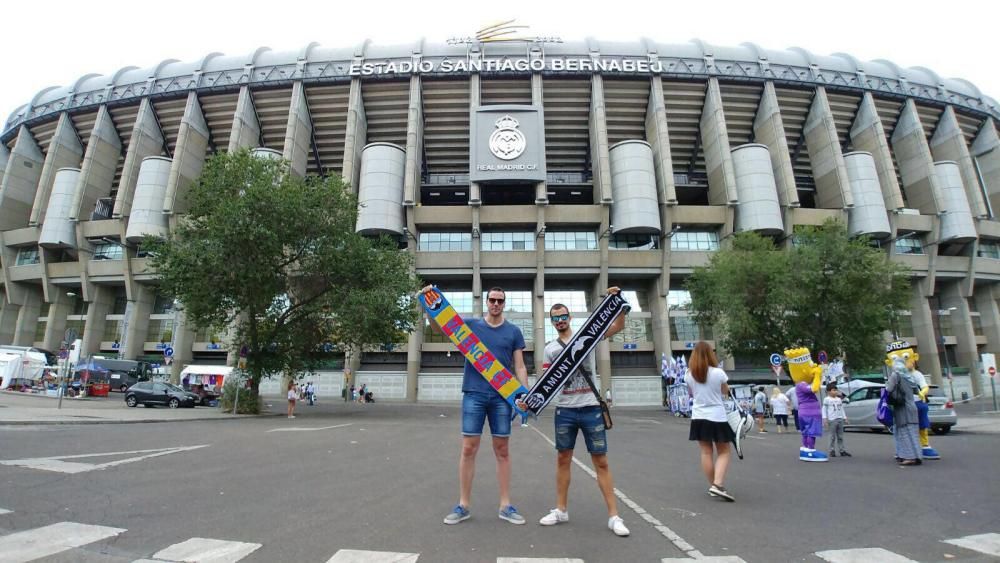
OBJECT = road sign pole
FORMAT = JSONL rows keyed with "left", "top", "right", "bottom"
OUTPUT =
{"left": 992, "top": 376, "right": 997, "bottom": 412}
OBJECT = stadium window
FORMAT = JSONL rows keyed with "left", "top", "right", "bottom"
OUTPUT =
{"left": 15, "top": 247, "right": 40, "bottom": 265}
{"left": 609, "top": 233, "right": 659, "bottom": 250}
{"left": 670, "top": 231, "right": 719, "bottom": 251}
{"left": 896, "top": 237, "right": 924, "bottom": 255}
{"left": 92, "top": 242, "right": 124, "bottom": 260}
{"left": 481, "top": 232, "right": 535, "bottom": 251}
{"left": 978, "top": 241, "right": 1000, "bottom": 259}
{"left": 418, "top": 232, "right": 472, "bottom": 251}
{"left": 544, "top": 231, "right": 597, "bottom": 250}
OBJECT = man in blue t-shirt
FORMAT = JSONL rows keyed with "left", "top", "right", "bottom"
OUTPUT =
{"left": 422, "top": 285, "right": 529, "bottom": 526}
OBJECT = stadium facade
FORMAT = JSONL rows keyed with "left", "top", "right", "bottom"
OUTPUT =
{"left": 2, "top": 38, "right": 1000, "bottom": 404}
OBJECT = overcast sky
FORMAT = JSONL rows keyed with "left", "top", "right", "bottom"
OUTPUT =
{"left": 2, "top": 0, "right": 996, "bottom": 128}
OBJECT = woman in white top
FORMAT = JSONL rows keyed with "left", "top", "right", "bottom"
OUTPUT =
{"left": 683, "top": 341, "right": 735, "bottom": 502}
{"left": 770, "top": 387, "right": 790, "bottom": 433}
{"left": 287, "top": 381, "right": 298, "bottom": 419}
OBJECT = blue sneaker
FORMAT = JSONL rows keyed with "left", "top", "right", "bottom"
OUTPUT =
{"left": 499, "top": 504, "right": 525, "bottom": 525}
{"left": 443, "top": 504, "right": 470, "bottom": 525}
{"left": 799, "top": 447, "right": 829, "bottom": 462}
{"left": 921, "top": 446, "right": 941, "bottom": 460}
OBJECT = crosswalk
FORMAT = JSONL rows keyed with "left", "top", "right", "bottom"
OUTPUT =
{"left": 0, "top": 508, "right": 998, "bottom": 562}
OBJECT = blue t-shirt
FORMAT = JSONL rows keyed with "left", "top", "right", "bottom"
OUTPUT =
{"left": 461, "top": 317, "right": 525, "bottom": 394}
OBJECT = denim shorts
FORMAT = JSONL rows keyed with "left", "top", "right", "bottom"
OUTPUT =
{"left": 462, "top": 392, "right": 512, "bottom": 437}
{"left": 554, "top": 405, "right": 608, "bottom": 454}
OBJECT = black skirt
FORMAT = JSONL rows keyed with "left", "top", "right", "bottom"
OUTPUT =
{"left": 689, "top": 418, "right": 736, "bottom": 443}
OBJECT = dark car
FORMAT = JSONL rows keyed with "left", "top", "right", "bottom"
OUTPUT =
{"left": 124, "top": 381, "right": 197, "bottom": 408}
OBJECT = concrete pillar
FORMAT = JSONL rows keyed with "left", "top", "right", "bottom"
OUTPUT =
{"left": 472, "top": 207, "right": 482, "bottom": 317}
{"left": 30, "top": 113, "right": 84, "bottom": 226}
{"left": 228, "top": 86, "right": 261, "bottom": 153}
{"left": 122, "top": 285, "right": 155, "bottom": 361}
{"left": 975, "top": 285, "right": 1000, "bottom": 379}
{"left": 753, "top": 82, "right": 799, "bottom": 207}
{"left": 590, "top": 74, "right": 613, "bottom": 204}
{"left": 850, "top": 93, "right": 905, "bottom": 211}
{"left": 0, "top": 126, "right": 45, "bottom": 230}
{"left": 469, "top": 74, "right": 482, "bottom": 207}
{"left": 80, "top": 284, "right": 114, "bottom": 358}
{"left": 403, "top": 75, "right": 423, "bottom": 207}
{"left": 0, "top": 301, "right": 18, "bottom": 345}
{"left": 113, "top": 98, "right": 165, "bottom": 219}
{"left": 940, "top": 283, "right": 981, "bottom": 394}
{"left": 0, "top": 144, "right": 8, "bottom": 194}
{"left": 892, "top": 100, "right": 944, "bottom": 215}
{"left": 534, "top": 206, "right": 546, "bottom": 376}
{"left": 42, "top": 291, "right": 74, "bottom": 352}
{"left": 282, "top": 81, "right": 313, "bottom": 178}
{"left": 931, "top": 106, "right": 988, "bottom": 218}
{"left": 650, "top": 276, "right": 672, "bottom": 376}
{"left": 803, "top": 87, "right": 852, "bottom": 209}
{"left": 646, "top": 76, "right": 677, "bottom": 205}
{"left": 595, "top": 205, "right": 611, "bottom": 380}
{"left": 163, "top": 92, "right": 209, "bottom": 215}
{"left": 169, "top": 309, "right": 196, "bottom": 385}
{"left": 971, "top": 118, "right": 1000, "bottom": 216}
{"left": 532, "top": 73, "right": 549, "bottom": 204}
{"left": 908, "top": 280, "right": 942, "bottom": 382}
{"left": 70, "top": 106, "right": 121, "bottom": 221}
{"left": 342, "top": 78, "right": 367, "bottom": 195}
{"left": 13, "top": 289, "right": 42, "bottom": 346}
{"left": 701, "top": 78, "right": 738, "bottom": 205}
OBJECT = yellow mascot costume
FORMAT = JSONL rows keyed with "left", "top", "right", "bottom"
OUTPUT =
{"left": 784, "top": 347, "right": 828, "bottom": 462}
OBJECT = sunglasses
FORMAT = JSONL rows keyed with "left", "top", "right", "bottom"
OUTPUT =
{"left": 488, "top": 297, "right": 505, "bottom": 305}
{"left": 550, "top": 314, "right": 570, "bottom": 322}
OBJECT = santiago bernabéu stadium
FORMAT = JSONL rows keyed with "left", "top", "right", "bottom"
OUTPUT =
{"left": 1, "top": 36, "right": 998, "bottom": 403}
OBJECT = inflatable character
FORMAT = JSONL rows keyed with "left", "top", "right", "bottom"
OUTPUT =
{"left": 784, "top": 347, "right": 828, "bottom": 462}
{"left": 885, "top": 340, "right": 940, "bottom": 460}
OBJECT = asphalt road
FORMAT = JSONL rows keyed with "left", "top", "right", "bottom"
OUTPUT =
{"left": 1, "top": 401, "right": 998, "bottom": 562}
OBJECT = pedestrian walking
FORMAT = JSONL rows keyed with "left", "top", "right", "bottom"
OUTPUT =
{"left": 822, "top": 382, "right": 851, "bottom": 457}
{"left": 770, "top": 387, "right": 790, "bottom": 433}
{"left": 287, "top": 381, "right": 298, "bottom": 419}
{"left": 306, "top": 381, "right": 316, "bottom": 406}
{"left": 785, "top": 386, "right": 800, "bottom": 431}
{"left": 536, "top": 295, "right": 630, "bottom": 537}
{"left": 423, "top": 285, "right": 530, "bottom": 526}
{"left": 684, "top": 341, "right": 736, "bottom": 502}
{"left": 753, "top": 386, "right": 768, "bottom": 433}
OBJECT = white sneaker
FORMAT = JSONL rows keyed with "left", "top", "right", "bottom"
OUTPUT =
{"left": 288, "top": 415, "right": 295, "bottom": 419}
{"left": 539, "top": 508, "right": 568, "bottom": 526}
{"left": 608, "top": 515, "right": 630, "bottom": 537}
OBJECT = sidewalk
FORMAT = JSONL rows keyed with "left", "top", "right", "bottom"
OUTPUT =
{"left": 0, "top": 390, "right": 260, "bottom": 425}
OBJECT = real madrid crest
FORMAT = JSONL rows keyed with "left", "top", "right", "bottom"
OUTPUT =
{"left": 489, "top": 115, "right": 527, "bottom": 160}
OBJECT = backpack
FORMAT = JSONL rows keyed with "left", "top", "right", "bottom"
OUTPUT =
{"left": 887, "top": 378, "right": 909, "bottom": 407}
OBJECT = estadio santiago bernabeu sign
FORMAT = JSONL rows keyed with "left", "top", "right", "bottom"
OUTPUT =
{"left": 471, "top": 106, "right": 546, "bottom": 183}
{"left": 348, "top": 56, "right": 667, "bottom": 77}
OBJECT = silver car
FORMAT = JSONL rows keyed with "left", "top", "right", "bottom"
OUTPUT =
{"left": 837, "top": 381, "right": 958, "bottom": 434}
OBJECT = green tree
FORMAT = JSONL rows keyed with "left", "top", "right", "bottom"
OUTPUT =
{"left": 146, "top": 149, "right": 419, "bottom": 403}
{"left": 687, "top": 219, "right": 911, "bottom": 370}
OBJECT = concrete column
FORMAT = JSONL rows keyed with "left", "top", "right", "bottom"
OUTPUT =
{"left": 908, "top": 280, "right": 942, "bottom": 382}
{"left": 80, "top": 284, "right": 113, "bottom": 358}
{"left": 892, "top": 100, "right": 944, "bottom": 214}
{"left": 282, "top": 81, "right": 312, "bottom": 178}
{"left": 228, "top": 86, "right": 261, "bottom": 153}
{"left": 406, "top": 291, "right": 423, "bottom": 402}
{"left": 113, "top": 98, "right": 164, "bottom": 219}
{"left": 534, "top": 206, "right": 546, "bottom": 376}
{"left": 342, "top": 78, "right": 367, "bottom": 195}
{"left": 701, "top": 78, "right": 738, "bottom": 206}
{"left": 12, "top": 289, "right": 42, "bottom": 346}
{"left": 590, "top": 75, "right": 613, "bottom": 204}
{"left": 30, "top": 113, "right": 84, "bottom": 226}
{"left": 0, "top": 126, "right": 45, "bottom": 230}
{"left": 70, "top": 106, "right": 121, "bottom": 221}
{"left": 0, "top": 301, "right": 18, "bottom": 345}
{"left": 850, "top": 93, "right": 905, "bottom": 211}
{"left": 0, "top": 144, "right": 8, "bottom": 194}
{"left": 403, "top": 75, "right": 423, "bottom": 207}
{"left": 646, "top": 76, "right": 677, "bottom": 205}
{"left": 940, "top": 283, "right": 981, "bottom": 394}
{"left": 471, "top": 207, "right": 482, "bottom": 317}
{"left": 650, "top": 277, "right": 672, "bottom": 376}
{"left": 595, "top": 205, "right": 611, "bottom": 380}
{"left": 468, "top": 74, "right": 482, "bottom": 206}
{"left": 931, "top": 106, "right": 987, "bottom": 218}
{"left": 975, "top": 285, "right": 1000, "bottom": 378}
{"left": 753, "top": 82, "right": 798, "bottom": 207}
{"left": 803, "top": 87, "right": 852, "bottom": 209}
{"left": 532, "top": 73, "right": 549, "bottom": 204}
{"left": 42, "top": 291, "right": 73, "bottom": 352}
{"left": 168, "top": 308, "right": 196, "bottom": 385}
{"left": 122, "top": 285, "right": 155, "bottom": 361}
{"left": 163, "top": 93, "right": 209, "bottom": 215}
{"left": 971, "top": 118, "right": 1000, "bottom": 216}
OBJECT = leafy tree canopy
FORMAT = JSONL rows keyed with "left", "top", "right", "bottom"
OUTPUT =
{"left": 146, "top": 149, "right": 420, "bottom": 393}
{"left": 686, "top": 219, "right": 911, "bottom": 370}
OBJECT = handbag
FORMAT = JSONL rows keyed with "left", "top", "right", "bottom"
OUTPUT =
{"left": 727, "top": 389, "right": 752, "bottom": 459}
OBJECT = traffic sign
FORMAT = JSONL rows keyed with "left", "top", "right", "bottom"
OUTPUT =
{"left": 58, "top": 348, "right": 68, "bottom": 360}
{"left": 164, "top": 346, "right": 174, "bottom": 358}
{"left": 771, "top": 364, "right": 783, "bottom": 377}
{"left": 990, "top": 366, "right": 997, "bottom": 377}
{"left": 623, "top": 343, "right": 637, "bottom": 350}
{"left": 769, "top": 353, "right": 782, "bottom": 367}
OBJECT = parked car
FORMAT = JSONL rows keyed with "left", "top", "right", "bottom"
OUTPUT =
{"left": 124, "top": 381, "right": 197, "bottom": 408}
{"left": 837, "top": 381, "right": 958, "bottom": 434}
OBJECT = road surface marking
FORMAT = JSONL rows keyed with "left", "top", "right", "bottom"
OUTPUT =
{"left": 267, "top": 423, "right": 353, "bottom": 433}
{"left": 0, "top": 508, "right": 11, "bottom": 515}
{"left": 631, "top": 418, "right": 663, "bottom": 425}
{"left": 0, "top": 445, "right": 209, "bottom": 474}
{"left": 943, "top": 533, "right": 1000, "bottom": 557}
{"left": 151, "top": 537, "right": 262, "bottom": 562}
{"left": 815, "top": 547, "right": 917, "bottom": 562}
{"left": 0, "top": 521, "right": 126, "bottom": 562}
{"left": 528, "top": 426, "right": 703, "bottom": 559}
{"left": 326, "top": 549, "right": 419, "bottom": 562}
{"left": 497, "top": 558, "right": 584, "bottom": 562}
{"left": 661, "top": 558, "right": 746, "bottom": 562}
